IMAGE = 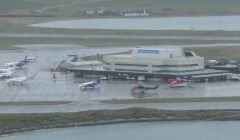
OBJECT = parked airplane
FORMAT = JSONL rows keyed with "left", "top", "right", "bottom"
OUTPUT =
{"left": 131, "top": 84, "right": 158, "bottom": 94}
{"left": 78, "top": 79, "right": 101, "bottom": 89}
{"left": 0, "top": 71, "right": 13, "bottom": 79}
{"left": 4, "top": 56, "right": 28, "bottom": 68}
{"left": 0, "top": 65, "right": 15, "bottom": 73}
{"left": 6, "top": 74, "right": 36, "bottom": 85}
{"left": 0, "top": 65, "right": 15, "bottom": 79}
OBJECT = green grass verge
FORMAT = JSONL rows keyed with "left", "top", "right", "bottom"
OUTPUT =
{"left": 1, "top": 108, "right": 240, "bottom": 135}
{"left": 185, "top": 46, "right": 240, "bottom": 59}
{"left": 1, "top": 0, "right": 240, "bottom": 17}
{"left": 0, "top": 101, "right": 72, "bottom": 106}
{"left": 1, "top": 36, "right": 240, "bottom": 48}
{"left": 80, "top": 46, "right": 240, "bottom": 60}
{"left": 102, "top": 97, "right": 240, "bottom": 104}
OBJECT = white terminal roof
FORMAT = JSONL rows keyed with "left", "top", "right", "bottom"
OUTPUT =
{"left": 131, "top": 47, "right": 184, "bottom": 58}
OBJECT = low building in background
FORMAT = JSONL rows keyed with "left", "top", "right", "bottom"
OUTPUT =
{"left": 123, "top": 10, "right": 150, "bottom": 17}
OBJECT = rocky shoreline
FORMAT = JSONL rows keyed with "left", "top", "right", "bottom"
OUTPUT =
{"left": 0, "top": 118, "right": 191, "bottom": 136}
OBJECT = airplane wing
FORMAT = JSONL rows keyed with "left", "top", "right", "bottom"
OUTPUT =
{"left": 6, "top": 78, "right": 15, "bottom": 83}
{"left": 15, "top": 78, "right": 26, "bottom": 82}
{"left": 0, "top": 71, "right": 13, "bottom": 78}
{"left": 6, "top": 77, "right": 27, "bottom": 83}
{"left": 0, "top": 65, "right": 16, "bottom": 73}
{"left": 0, "top": 69, "right": 7, "bottom": 73}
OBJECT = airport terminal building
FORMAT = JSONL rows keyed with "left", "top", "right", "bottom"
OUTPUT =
{"left": 103, "top": 47, "right": 204, "bottom": 73}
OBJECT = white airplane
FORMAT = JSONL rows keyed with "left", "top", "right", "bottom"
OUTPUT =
{"left": 0, "top": 66, "right": 15, "bottom": 79}
{"left": 78, "top": 79, "right": 101, "bottom": 89}
{"left": 0, "top": 66, "right": 15, "bottom": 73}
{"left": 0, "top": 71, "right": 14, "bottom": 79}
{"left": 6, "top": 74, "right": 36, "bottom": 85}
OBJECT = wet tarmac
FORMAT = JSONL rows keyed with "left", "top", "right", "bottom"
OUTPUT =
{"left": 0, "top": 45, "right": 133, "bottom": 102}
{"left": 1, "top": 44, "right": 240, "bottom": 113}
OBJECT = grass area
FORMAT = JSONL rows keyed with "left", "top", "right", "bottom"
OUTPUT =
{"left": 0, "top": 0, "right": 78, "bottom": 16}
{"left": 81, "top": 45, "right": 240, "bottom": 60}
{"left": 102, "top": 97, "right": 240, "bottom": 104}
{"left": 0, "top": 101, "right": 72, "bottom": 106}
{"left": 1, "top": 108, "right": 240, "bottom": 135}
{"left": 185, "top": 46, "right": 240, "bottom": 59}
{"left": 1, "top": 0, "right": 240, "bottom": 17}
{"left": 85, "top": 0, "right": 240, "bottom": 16}
{"left": 2, "top": 36, "right": 240, "bottom": 48}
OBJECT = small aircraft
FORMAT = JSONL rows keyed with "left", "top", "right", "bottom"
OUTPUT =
{"left": 0, "top": 71, "right": 14, "bottom": 79}
{"left": 131, "top": 84, "right": 158, "bottom": 94}
{"left": 78, "top": 79, "right": 101, "bottom": 89}
{"left": 0, "top": 66, "right": 15, "bottom": 79}
{"left": 6, "top": 74, "right": 36, "bottom": 85}
{"left": 4, "top": 56, "right": 28, "bottom": 68}
{"left": 0, "top": 65, "right": 15, "bottom": 73}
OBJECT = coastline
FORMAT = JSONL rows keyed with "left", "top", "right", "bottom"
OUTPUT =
{"left": 1, "top": 108, "right": 240, "bottom": 136}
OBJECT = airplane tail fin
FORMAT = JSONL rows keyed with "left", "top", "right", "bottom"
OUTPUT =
{"left": 96, "top": 79, "right": 101, "bottom": 84}
{"left": 23, "top": 56, "right": 27, "bottom": 63}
